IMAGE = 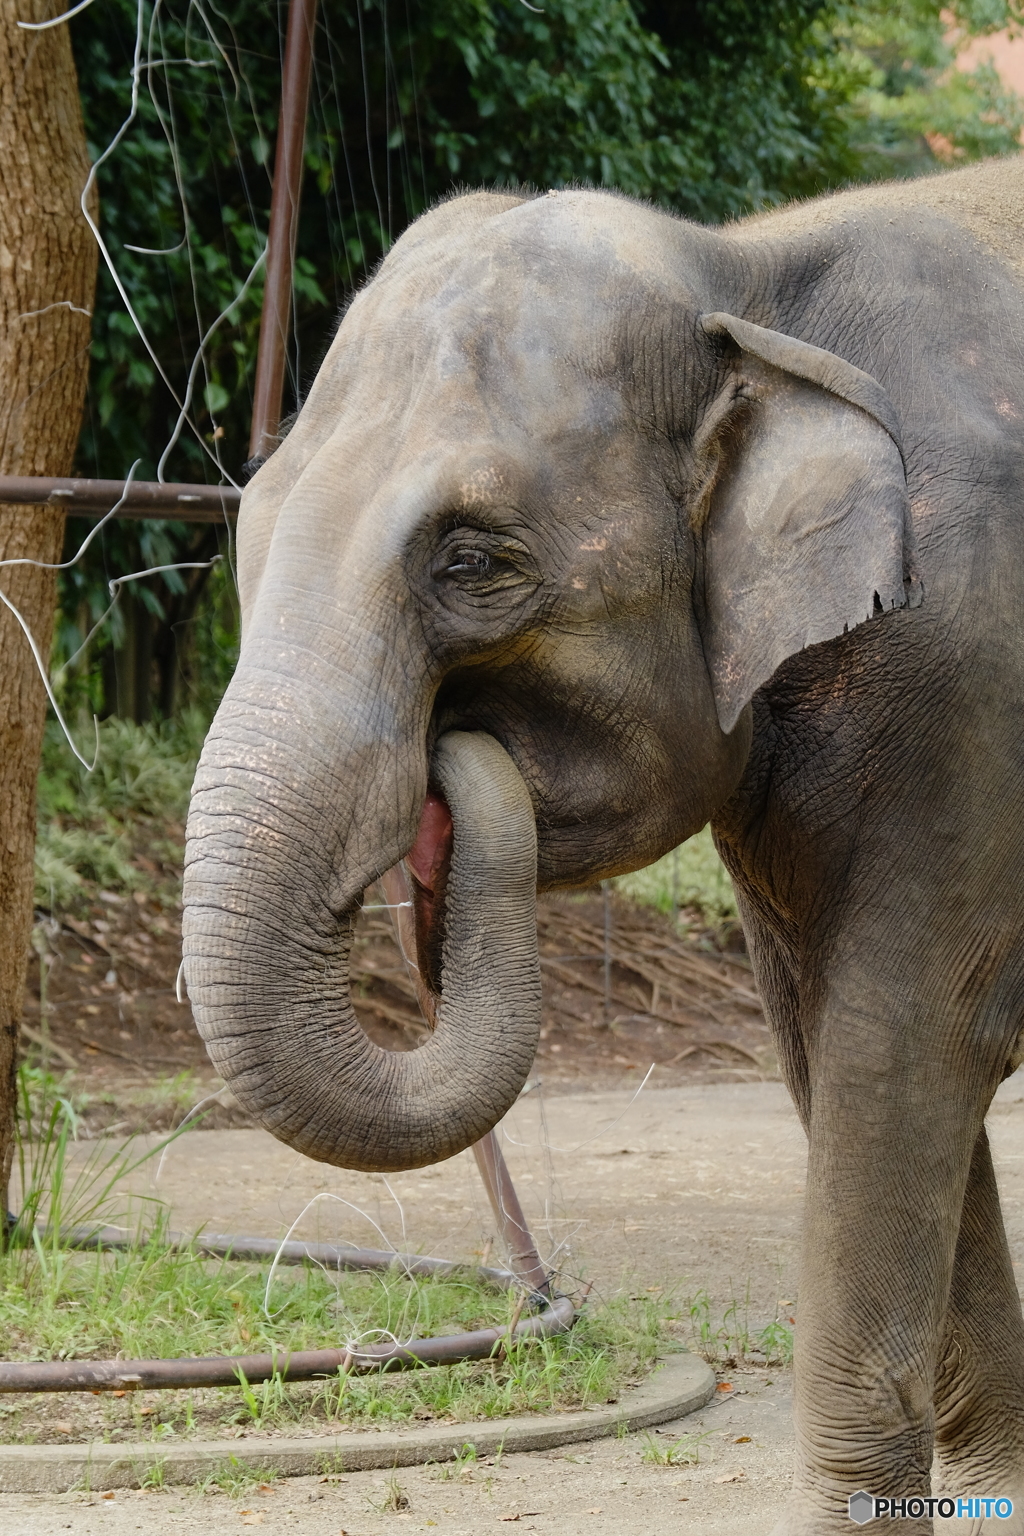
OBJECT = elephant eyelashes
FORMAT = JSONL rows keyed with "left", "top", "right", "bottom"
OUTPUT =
{"left": 447, "top": 550, "right": 491, "bottom": 574}
{"left": 430, "top": 530, "right": 541, "bottom": 596}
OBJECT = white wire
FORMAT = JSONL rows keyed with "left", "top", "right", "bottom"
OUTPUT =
{"left": 499, "top": 1064, "right": 657, "bottom": 1156}
{"left": 76, "top": 0, "right": 243, "bottom": 490}
{"left": 0, "top": 459, "right": 222, "bottom": 766}
{"left": 0, "top": 588, "right": 99, "bottom": 770}
{"left": 156, "top": 245, "right": 266, "bottom": 480}
{"left": 154, "top": 1085, "right": 232, "bottom": 1182}
{"left": 17, "top": 0, "right": 97, "bottom": 29}
{"left": 1, "top": 459, "right": 144, "bottom": 577}
{"left": 123, "top": 237, "right": 187, "bottom": 255}
{"left": 16, "top": 301, "right": 93, "bottom": 321}
{"left": 262, "top": 1193, "right": 402, "bottom": 1320}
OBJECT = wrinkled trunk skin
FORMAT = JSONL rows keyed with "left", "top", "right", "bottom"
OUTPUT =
{"left": 182, "top": 716, "right": 541, "bottom": 1172}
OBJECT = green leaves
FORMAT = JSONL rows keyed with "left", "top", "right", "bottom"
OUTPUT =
{"left": 60, "top": 0, "right": 1023, "bottom": 719}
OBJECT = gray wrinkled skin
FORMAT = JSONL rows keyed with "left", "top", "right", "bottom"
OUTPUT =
{"left": 183, "top": 158, "right": 1024, "bottom": 1532}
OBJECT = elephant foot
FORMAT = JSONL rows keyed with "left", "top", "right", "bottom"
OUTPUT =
{"left": 768, "top": 1485, "right": 932, "bottom": 1535}
{"left": 933, "top": 1464, "right": 1024, "bottom": 1535}
{"left": 934, "top": 1433, "right": 1024, "bottom": 1534}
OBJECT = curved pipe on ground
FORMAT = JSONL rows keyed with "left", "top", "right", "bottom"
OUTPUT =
{"left": 0, "top": 1221, "right": 574, "bottom": 1395}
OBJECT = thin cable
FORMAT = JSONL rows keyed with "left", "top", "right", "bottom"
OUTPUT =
{"left": 263, "top": 1192, "right": 401, "bottom": 1319}
{"left": 500, "top": 1064, "right": 657, "bottom": 1156}
{"left": 17, "top": 0, "right": 96, "bottom": 28}
{"left": 16, "top": 301, "right": 92, "bottom": 321}
{"left": 77, "top": 0, "right": 242, "bottom": 489}
{"left": 0, "top": 590, "right": 99, "bottom": 771}
{"left": 156, "top": 248, "right": 266, "bottom": 480}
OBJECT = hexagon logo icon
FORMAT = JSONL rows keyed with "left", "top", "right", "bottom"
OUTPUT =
{"left": 848, "top": 1490, "right": 875, "bottom": 1524}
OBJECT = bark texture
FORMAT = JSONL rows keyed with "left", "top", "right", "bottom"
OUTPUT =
{"left": 0, "top": 2, "right": 97, "bottom": 1212}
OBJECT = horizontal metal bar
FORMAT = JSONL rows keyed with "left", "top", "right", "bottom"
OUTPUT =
{"left": 0, "top": 476, "right": 239, "bottom": 522}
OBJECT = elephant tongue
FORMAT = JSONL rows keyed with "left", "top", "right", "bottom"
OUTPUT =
{"left": 406, "top": 791, "right": 453, "bottom": 998}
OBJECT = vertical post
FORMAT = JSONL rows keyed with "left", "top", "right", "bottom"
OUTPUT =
{"left": 602, "top": 878, "right": 612, "bottom": 1027}
{"left": 378, "top": 863, "right": 550, "bottom": 1296}
{"left": 248, "top": 0, "right": 319, "bottom": 464}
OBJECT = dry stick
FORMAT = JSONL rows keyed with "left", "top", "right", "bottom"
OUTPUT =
{"left": 495, "top": 1290, "right": 529, "bottom": 1365}
{"left": 17, "top": 1023, "right": 78, "bottom": 1071}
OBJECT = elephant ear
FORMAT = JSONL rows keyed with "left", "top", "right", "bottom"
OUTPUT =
{"left": 695, "top": 312, "right": 923, "bottom": 733}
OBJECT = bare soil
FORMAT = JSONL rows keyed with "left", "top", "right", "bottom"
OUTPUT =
{"left": 22, "top": 887, "right": 776, "bottom": 1135}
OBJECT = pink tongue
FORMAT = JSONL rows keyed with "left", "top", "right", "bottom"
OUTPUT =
{"left": 406, "top": 792, "right": 453, "bottom": 997}
{"left": 406, "top": 791, "right": 453, "bottom": 897}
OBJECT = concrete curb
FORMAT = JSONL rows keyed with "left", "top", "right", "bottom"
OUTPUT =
{"left": 0, "top": 1351, "right": 714, "bottom": 1494}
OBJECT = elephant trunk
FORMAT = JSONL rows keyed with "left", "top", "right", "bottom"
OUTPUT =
{"left": 182, "top": 724, "right": 540, "bottom": 1172}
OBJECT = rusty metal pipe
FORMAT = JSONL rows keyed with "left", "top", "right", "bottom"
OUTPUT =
{"left": 377, "top": 865, "right": 551, "bottom": 1298}
{"left": 52, "top": 1225, "right": 520, "bottom": 1288}
{"left": 0, "top": 1297, "right": 575, "bottom": 1394}
{"left": 0, "top": 476, "right": 239, "bottom": 521}
{"left": 248, "top": 0, "right": 318, "bottom": 463}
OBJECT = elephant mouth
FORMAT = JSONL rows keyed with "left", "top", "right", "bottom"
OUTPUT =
{"left": 406, "top": 788, "right": 454, "bottom": 999}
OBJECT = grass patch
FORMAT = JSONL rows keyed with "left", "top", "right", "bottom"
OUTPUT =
{"left": 0, "top": 1243, "right": 673, "bottom": 1443}
{"left": 687, "top": 1285, "right": 793, "bottom": 1368}
{"left": 639, "top": 1428, "right": 711, "bottom": 1465}
{"left": 3, "top": 1067, "right": 674, "bottom": 1449}
{"left": 614, "top": 827, "right": 738, "bottom": 925}
{"left": 34, "top": 714, "right": 205, "bottom": 912}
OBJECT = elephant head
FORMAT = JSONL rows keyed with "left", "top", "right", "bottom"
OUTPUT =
{"left": 182, "top": 190, "right": 920, "bottom": 1172}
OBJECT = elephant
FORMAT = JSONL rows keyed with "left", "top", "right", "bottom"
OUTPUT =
{"left": 182, "top": 153, "right": 1024, "bottom": 1532}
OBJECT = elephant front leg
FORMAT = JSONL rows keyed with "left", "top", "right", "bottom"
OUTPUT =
{"left": 933, "top": 1127, "right": 1024, "bottom": 1531}
{"left": 774, "top": 1045, "right": 976, "bottom": 1536}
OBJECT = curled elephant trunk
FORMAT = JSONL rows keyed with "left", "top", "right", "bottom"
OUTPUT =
{"left": 181, "top": 730, "right": 541, "bottom": 1172}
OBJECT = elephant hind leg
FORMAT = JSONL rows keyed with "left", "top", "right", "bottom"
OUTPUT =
{"left": 934, "top": 1126, "right": 1024, "bottom": 1527}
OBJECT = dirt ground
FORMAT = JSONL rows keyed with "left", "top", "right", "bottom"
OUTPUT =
{"left": 12, "top": 893, "right": 1024, "bottom": 1534}
{"left": 21, "top": 887, "right": 773, "bottom": 1135}
{"left": 7, "top": 1077, "right": 1024, "bottom": 1534}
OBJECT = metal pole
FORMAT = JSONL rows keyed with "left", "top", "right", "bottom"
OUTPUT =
{"left": 248, "top": 0, "right": 318, "bottom": 464}
{"left": 602, "top": 878, "right": 612, "bottom": 1026}
{"left": 0, "top": 476, "right": 239, "bottom": 521}
{"left": 378, "top": 863, "right": 550, "bottom": 1296}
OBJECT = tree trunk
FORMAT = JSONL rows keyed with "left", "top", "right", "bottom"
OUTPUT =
{"left": 0, "top": 3, "right": 97, "bottom": 1219}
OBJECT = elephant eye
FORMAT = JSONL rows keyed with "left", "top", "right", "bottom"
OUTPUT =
{"left": 446, "top": 549, "right": 491, "bottom": 575}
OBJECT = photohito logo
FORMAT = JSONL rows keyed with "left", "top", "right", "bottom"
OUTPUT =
{"left": 848, "top": 1492, "right": 1014, "bottom": 1523}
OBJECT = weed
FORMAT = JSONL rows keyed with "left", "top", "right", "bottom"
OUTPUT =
{"left": 756, "top": 1317, "right": 794, "bottom": 1367}
{"left": 194, "top": 1456, "right": 279, "bottom": 1498}
{"left": 686, "top": 1285, "right": 793, "bottom": 1367}
{"left": 430, "top": 1442, "right": 478, "bottom": 1481}
{"left": 6, "top": 1060, "right": 184, "bottom": 1254}
{"left": 366, "top": 1471, "right": 410, "bottom": 1513}
{"left": 137, "top": 1457, "right": 167, "bottom": 1490}
{"left": 234, "top": 1365, "right": 291, "bottom": 1431}
{"left": 639, "top": 1429, "right": 711, "bottom": 1466}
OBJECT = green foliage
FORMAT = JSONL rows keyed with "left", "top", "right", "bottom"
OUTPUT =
{"left": 34, "top": 715, "right": 204, "bottom": 911}
{"left": 615, "top": 826, "right": 739, "bottom": 923}
{"left": 52, "top": 0, "right": 1023, "bottom": 724}
{"left": 639, "top": 1427, "right": 711, "bottom": 1464}
{"left": 828, "top": 0, "right": 1024, "bottom": 178}
{"left": 687, "top": 1284, "right": 794, "bottom": 1366}
{"left": 0, "top": 1236, "right": 670, "bottom": 1439}
{"left": 7, "top": 1061, "right": 178, "bottom": 1252}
